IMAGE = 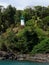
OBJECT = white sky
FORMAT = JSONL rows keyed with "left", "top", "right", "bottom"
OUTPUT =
{"left": 0, "top": 0, "right": 49, "bottom": 10}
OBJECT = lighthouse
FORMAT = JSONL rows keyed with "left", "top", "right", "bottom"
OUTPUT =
{"left": 20, "top": 16, "right": 25, "bottom": 26}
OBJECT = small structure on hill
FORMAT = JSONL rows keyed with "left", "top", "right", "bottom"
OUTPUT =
{"left": 20, "top": 16, "right": 25, "bottom": 27}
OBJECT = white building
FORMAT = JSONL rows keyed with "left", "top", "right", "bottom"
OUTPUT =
{"left": 21, "top": 16, "right": 25, "bottom": 26}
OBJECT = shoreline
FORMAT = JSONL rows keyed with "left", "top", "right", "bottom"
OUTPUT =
{"left": 0, "top": 51, "right": 49, "bottom": 62}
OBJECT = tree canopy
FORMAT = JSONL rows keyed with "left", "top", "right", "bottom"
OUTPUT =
{"left": 0, "top": 5, "right": 49, "bottom": 54}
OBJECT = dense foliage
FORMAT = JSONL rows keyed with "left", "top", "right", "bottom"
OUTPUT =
{"left": 31, "top": 38, "right": 49, "bottom": 54}
{"left": 0, "top": 5, "right": 49, "bottom": 54}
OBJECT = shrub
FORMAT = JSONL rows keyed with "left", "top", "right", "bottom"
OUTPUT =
{"left": 31, "top": 38, "right": 49, "bottom": 54}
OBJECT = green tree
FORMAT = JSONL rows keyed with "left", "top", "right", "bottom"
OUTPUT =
{"left": 34, "top": 6, "right": 49, "bottom": 18}
{"left": 31, "top": 38, "right": 49, "bottom": 54}
{"left": 15, "top": 10, "right": 22, "bottom": 22}
{"left": 3, "top": 5, "right": 16, "bottom": 27}
{"left": 23, "top": 8, "right": 34, "bottom": 21}
{"left": 42, "top": 16, "right": 49, "bottom": 31}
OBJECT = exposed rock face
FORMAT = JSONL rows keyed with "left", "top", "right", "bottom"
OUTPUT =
{"left": 0, "top": 51, "right": 15, "bottom": 60}
{"left": 0, "top": 51, "right": 49, "bottom": 62}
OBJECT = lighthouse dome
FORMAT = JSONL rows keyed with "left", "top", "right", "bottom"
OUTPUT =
{"left": 21, "top": 16, "right": 24, "bottom": 20}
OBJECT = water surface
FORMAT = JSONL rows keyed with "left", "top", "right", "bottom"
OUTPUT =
{"left": 0, "top": 60, "right": 49, "bottom": 65}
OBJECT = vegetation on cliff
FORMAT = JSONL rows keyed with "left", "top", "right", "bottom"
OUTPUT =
{"left": 0, "top": 5, "right": 49, "bottom": 54}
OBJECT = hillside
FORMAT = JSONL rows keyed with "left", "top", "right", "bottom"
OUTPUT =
{"left": 0, "top": 5, "right": 49, "bottom": 54}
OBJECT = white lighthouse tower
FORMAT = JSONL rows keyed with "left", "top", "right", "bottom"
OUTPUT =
{"left": 20, "top": 16, "right": 25, "bottom": 26}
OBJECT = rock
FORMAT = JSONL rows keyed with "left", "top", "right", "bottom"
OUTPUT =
{"left": 0, "top": 51, "right": 49, "bottom": 62}
{"left": 14, "top": 56, "right": 17, "bottom": 60}
{"left": 0, "top": 52, "right": 3, "bottom": 57}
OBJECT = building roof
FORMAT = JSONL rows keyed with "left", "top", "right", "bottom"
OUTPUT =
{"left": 21, "top": 16, "right": 24, "bottom": 20}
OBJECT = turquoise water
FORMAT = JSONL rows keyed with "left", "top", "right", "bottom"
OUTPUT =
{"left": 0, "top": 60, "right": 49, "bottom": 65}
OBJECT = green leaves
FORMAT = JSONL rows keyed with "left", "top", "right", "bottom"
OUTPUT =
{"left": 31, "top": 38, "right": 49, "bottom": 54}
{"left": 0, "top": 5, "right": 49, "bottom": 54}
